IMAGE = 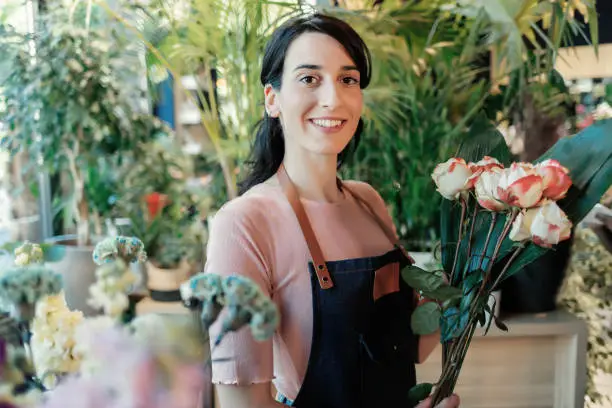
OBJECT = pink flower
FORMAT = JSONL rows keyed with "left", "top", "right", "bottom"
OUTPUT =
{"left": 432, "top": 158, "right": 473, "bottom": 200}
{"left": 509, "top": 201, "right": 572, "bottom": 247}
{"left": 497, "top": 163, "right": 544, "bottom": 208}
{"left": 475, "top": 167, "right": 507, "bottom": 211}
{"left": 536, "top": 159, "right": 572, "bottom": 200}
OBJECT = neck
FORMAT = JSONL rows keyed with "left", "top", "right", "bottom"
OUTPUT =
{"left": 282, "top": 150, "right": 341, "bottom": 203}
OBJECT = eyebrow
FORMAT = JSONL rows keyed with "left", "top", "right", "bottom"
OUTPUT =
{"left": 293, "top": 64, "right": 359, "bottom": 72}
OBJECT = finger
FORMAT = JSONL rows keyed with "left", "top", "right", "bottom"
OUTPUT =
{"left": 435, "top": 394, "right": 461, "bottom": 408}
{"left": 415, "top": 397, "right": 432, "bottom": 408}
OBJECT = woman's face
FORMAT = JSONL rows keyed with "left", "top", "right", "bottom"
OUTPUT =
{"left": 265, "top": 32, "right": 363, "bottom": 160}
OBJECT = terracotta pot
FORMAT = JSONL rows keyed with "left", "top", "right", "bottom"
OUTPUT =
{"left": 145, "top": 259, "right": 195, "bottom": 293}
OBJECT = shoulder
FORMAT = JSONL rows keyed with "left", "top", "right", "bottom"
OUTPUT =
{"left": 343, "top": 179, "right": 396, "bottom": 235}
{"left": 343, "top": 180, "right": 387, "bottom": 208}
{"left": 209, "top": 183, "right": 288, "bottom": 234}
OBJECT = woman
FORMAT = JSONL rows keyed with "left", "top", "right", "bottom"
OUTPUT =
{"left": 205, "top": 12, "right": 459, "bottom": 408}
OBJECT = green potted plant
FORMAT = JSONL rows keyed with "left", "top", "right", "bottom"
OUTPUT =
{"left": 101, "top": 0, "right": 304, "bottom": 204}
{"left": 0, "top": 1, "right": 169, "bottom": 313}
{"left": 327, "top": 0, "right": 597, "bottom": 259}
{"left": 113, "top": 136, "right": 210, "bottom": 314}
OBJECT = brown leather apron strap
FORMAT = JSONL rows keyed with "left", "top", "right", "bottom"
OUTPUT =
{"left": 277, "top": 164, "right": 413, "bottom": 290}
{"left": 278, "top": 164, "right": 334, "bottom": 290}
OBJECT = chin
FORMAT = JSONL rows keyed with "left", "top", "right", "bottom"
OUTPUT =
{"left": 306, "top": 138, "right": 352, "bottom": 156}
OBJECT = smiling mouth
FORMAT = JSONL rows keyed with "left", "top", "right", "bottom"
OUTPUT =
{"left": 309, "top": 119, "right": 347, "bottom": 130}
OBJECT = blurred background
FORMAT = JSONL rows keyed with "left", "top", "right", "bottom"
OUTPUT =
{"left": 0, "top": 0, "right": 610, "bottom": 407}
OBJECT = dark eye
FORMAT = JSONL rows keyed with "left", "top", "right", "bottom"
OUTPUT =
{"left": 342, "top": 76, "right": 360, "bottom": 85}
{"left": 299, "top": 75, "right": 318, "bottom": 85}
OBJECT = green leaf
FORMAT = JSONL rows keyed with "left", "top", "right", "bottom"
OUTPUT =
{"left": 462, "top": 269, "right": 483, "bottom": 296}
{"left": 411, "top": 302, "right": 441, "bottom": 335}
{"left": 408, "top": 383, "right": 433, "bottom": 406}
{"left": 477, "top": 311, "right": 486, "bottom": 327}
{"left": 494, "top": 316, "right": 508, "bottom": 332}
{"left": 401, "top": 266, "right": 445, "bottom": 292}
{"left": 484, "top": 294, "right": 497, "bottom": 335}
{"left": 423, "top": 285, "right": 462, "bottom": 302}
{"left": 440, "top": 306, "right": 469, "bottom": 342}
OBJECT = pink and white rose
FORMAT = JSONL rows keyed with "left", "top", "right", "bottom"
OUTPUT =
{"left": 509, "top": 201, "right": 572, "bottom": 247}
{"left": 536, "top": 159, "right": 572, "bottom": 200}
{"left": 497, "top": 163, "right": 544, "bottom": 208}
{"left": 475, "top": 167, "right": 507, "bottom": 211}
{"left": 466, "top": 156, "right": 504, "bottom": 188}
{"left": 432, "top": 158, "right": 472, "bottom": 200}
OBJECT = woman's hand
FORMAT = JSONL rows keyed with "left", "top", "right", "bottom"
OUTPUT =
{"left": 416, "top": 394, "right": 460, "bottom": 408}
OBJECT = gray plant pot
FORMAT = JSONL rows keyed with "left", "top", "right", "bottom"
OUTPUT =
{"left": 44, "top": 235, "right": 98, "bottom": 316}
{"left": 0, "top": 215, "right": 42, "bottom": 246}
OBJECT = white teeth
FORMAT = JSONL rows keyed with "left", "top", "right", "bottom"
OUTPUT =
{"left": 312, "top": 119, "right": 343, "bottom": 128}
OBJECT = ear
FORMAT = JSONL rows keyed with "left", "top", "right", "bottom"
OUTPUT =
{"left": 264, "top": 84, "right": 280, "bottom": 118}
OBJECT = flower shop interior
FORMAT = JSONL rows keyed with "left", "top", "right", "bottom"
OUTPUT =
{"left": 0, "top": 0, "right": 611, "bottom": 407}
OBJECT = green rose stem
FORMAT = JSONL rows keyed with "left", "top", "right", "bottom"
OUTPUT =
{"left": 431, "top": 209, "right": 519, "bottom": 406}
{"left": 490, "top": 245, "right": 525, "bottom": 293}
{"left": 450, "top": 197, "right": 468, "bottom": 283}
{"left": 465, "top": 202, "right": 479, "bottom": 260}
{"left": 477, "top": 212, "right": 497, "bottom": 271}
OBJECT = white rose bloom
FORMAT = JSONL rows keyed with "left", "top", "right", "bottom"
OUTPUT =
{"left": 475, "top": 167, "right": 507, "bottom": 212}
{"left": 510, "top": 201, "right": 572, "bottom": 247}
{"left": 431, "top": 158, "right": 473, "bottom": 200}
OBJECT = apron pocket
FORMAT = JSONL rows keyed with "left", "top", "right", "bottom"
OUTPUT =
{"left": 361, "top": 290, "right": 418, "bottom": 406}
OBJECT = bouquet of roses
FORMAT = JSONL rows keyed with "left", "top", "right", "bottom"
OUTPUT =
{"left": 404, "top": 117, "right": 612, "bottom": 406}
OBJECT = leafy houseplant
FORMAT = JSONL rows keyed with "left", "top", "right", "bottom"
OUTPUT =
{"left": 404, "top": 117, "right": 612, "bottom": 405}
{"left": 114, "top": 136, "right": 208, "bottom": 272}
{"left": 0, "top": 2, "right": 167, "bottom": 247}
{"left": 100, "top": 0, "right": 304, "bottom": 203}
{"left": 325, "top": 0, "right": 598, "bottom": 250}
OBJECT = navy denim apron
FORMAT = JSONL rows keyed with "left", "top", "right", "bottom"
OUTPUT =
{"left": 277, "top": 165, "right": 419, "bottom": 408}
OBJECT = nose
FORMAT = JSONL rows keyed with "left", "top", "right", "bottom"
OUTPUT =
{"left": 318, "top": 81, "right": 341, "bottom": 109}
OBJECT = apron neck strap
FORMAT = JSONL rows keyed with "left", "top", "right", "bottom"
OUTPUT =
{"left": 277, "top": 164, "right": 412, "bottom": 290}
{"left": 278, "top": 163, "right": 334, "bottom": 290}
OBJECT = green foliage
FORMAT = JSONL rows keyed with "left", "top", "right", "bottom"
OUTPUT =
{"left": 111, "top": 0, "right": 306, "bottom": 200}
{"left": 410, "top": 301, "right": 441, "bottom": 335}
{"left": 0, "top": 2, "right": 168, "bottom": 245}
{"left": 401, "top": 266, "right": 446, "bottom": 292}
{"left": 408, "top": 382, "right": 433, "bottom": 406}
{"left": 332, "top": 0, "right": 590, "bottom": 248}
{"left": 113, "top": 137, "right": 209, "bottom": 269}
